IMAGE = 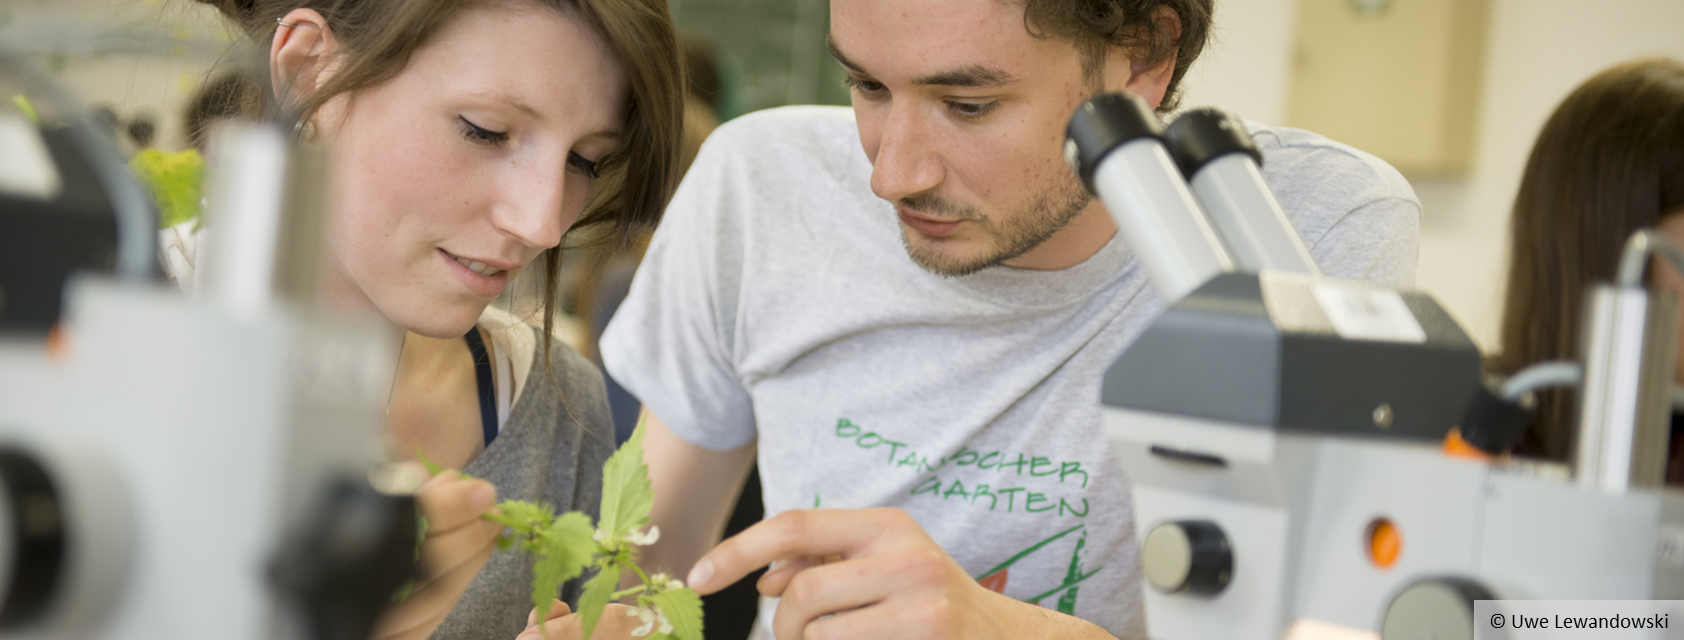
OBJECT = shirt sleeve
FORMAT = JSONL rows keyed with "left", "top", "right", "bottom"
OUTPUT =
{"left": 1256, "top": 125, "right": 1422, "bottom": 289}
{"left": 1309, "top": 195, "right": 1420, "bottom": 288}
{"left": 598, "top": 131, "right": 758, "bottom": 451}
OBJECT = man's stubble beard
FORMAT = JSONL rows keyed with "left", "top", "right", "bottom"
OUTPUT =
{"left": 899, "top": 168, "right": 1093, "bottom": 277}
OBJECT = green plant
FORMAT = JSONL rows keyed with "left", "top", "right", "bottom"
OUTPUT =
{"left": 425, "top": 418, "right": 702, "bottom": 639}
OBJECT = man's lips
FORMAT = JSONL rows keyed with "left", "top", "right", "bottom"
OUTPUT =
{"left": 897, "top": 208, "right": 964, "bottom": 238}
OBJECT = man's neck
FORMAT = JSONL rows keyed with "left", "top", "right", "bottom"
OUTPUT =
{"left": 1001, "top": 200, "right": 1118, "bottom": 271}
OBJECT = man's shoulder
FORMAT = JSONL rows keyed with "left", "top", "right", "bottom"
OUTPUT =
{"left": 706, "top": 105, "right": 861, "bottom": 162}
{"left": 1243, "top": 120, "right": 1419, "bottom": 208}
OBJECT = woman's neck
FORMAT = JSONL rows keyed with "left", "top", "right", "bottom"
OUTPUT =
{"left": 385, "top": 327, "right": 491, "bottom": 470}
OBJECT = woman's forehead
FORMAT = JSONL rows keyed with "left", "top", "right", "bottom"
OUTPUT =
{"left": 393, "top": 3, "right": 627, "bottom": 130}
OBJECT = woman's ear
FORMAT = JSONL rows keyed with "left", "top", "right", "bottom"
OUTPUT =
{"left": 270, "top": 8, "right": 340, "bottom": 111}
{"left": 1100, "top": 5, "right": 1181, "bottom": 110}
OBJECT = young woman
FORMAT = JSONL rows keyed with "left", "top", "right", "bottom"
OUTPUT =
{"left": 1494, "top": 57, "right": 1684, "bottom": 474}
{"left": 186, "top": 1, "right": 683, "bottom": 638}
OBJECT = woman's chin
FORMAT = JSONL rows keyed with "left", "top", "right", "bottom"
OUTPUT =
{"left": 387, "top": 304, "right": 485, "bottom": 339}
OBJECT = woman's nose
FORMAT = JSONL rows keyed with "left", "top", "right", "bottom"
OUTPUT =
{"left": 491, "top": 157, "right": 570, "bottom": 250}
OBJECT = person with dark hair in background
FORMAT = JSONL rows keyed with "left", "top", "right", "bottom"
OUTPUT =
{"left": 1492, "top": 57, "right": 1684, "bottom": 478}
{"left": 182, "top": 71, "right": 264, "bottom": 152}
{"left": 594, "top": 0, "right": 1421, "bottom": 638}
{"left": 180, "top": 1, "right": 685, "bottom": 639}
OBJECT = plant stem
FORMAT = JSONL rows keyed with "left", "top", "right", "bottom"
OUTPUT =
{"left": 611, "top": 585, "right": 647, "bottom": 600}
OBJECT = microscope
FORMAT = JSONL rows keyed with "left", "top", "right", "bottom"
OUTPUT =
{"left": 1066, "top": 93, "right": 1684, "bottom": 639}
{"left": 0, "top": 54, "right": 415, "bottom": 640}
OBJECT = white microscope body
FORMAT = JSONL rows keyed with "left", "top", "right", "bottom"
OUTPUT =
{"left": 0, "top": 56, "right": 413, "bottom": 640}
{"left": 1066, "top": 93, "right": 1684, "bottom": 639}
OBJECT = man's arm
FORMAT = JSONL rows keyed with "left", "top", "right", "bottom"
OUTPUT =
{"left": 638, "top": 409, "right": 757, "bottom": 579}
{"left": 686, "top": 508, "right": 1120, "bottom": 640}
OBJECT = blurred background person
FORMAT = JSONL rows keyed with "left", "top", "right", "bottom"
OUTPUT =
{"left": 1491, "top": 57, "right": 1684, "bottom": 476}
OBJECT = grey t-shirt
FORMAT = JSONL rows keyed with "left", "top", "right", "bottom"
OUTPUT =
{"left": 432, "top": 325, "right": 617, "bottom": 640}
{"left": 600, "top": 105, "right": 1418, "bottom": 638}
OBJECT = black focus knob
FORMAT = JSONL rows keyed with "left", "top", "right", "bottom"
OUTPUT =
{"left": 268, "top": 477, "right": 419, "bottom": 640}
{"left": 0, "top": 447, "right": 67, "bottom": 628}
{"left": 1141, "top": 520, "right": 1232, "bottom": 596}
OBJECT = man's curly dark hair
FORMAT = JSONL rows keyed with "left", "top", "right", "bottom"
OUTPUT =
{"left": 1020, "top": 0, "right": 1214, "bottom": 112}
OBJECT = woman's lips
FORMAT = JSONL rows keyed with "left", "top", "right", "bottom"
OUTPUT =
{"left": 439, "top": 249, "right": 510, "bottom": 296}
{"left": 898, "top": 209, "right": 963, "bottom": 238}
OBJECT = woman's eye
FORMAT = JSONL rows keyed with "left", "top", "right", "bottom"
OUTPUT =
{"left": 458, "top": 116, "right": 509, "bottom": 146}
{"left": 843, "top": 76, "right": 886, "bottom": 96}
{"left": 948, "top": 100, "right": 1000, "bottom": 120}
{"left": 568, "top": 151, "right": 601, "bottom": 179}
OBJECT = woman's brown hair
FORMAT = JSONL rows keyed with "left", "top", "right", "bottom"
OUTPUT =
{"left": 1494, "top": 57, "right": 1684, "bottom": 460}
{"left": 196, "top": 0, "right": 684, "bottom": 391}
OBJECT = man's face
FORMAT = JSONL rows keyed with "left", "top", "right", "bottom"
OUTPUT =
{"left": 830, "top": 0, "right": 1100, "bottom": 276}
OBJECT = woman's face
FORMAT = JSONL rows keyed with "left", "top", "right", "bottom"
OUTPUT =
{"left": 315, "top": 4, "right": 627, "bottom": 338}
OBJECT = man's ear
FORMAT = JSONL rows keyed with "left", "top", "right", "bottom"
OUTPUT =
{"left": 1099, "top": 5, "right": 1181, "bottom": 110}
{"left": 270, "top": 8, "right": 340, "bottom": 111}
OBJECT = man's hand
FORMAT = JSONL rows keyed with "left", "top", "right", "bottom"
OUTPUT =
{"left": 372, "top": 470, "right": 504, "bottom": 640}
{"left": 686, "top": 508, "right": 1108, "bottom": 640}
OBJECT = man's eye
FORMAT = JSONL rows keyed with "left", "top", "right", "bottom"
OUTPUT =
{"left": 458, "top": 116, "right": 509, "bottom": 146}
{"left": 948, "top": 100, "right": 1000, "bottom": 119}
{"left": 843, "top": 76, "right": 886, "bottom": 95}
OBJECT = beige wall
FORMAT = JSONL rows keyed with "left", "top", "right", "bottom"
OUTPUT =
{"left": 2, "top": 0, "right": 236, "bottom": 153}
{"left": 1176, "top": 0, "right": 1684, "bottom": 351}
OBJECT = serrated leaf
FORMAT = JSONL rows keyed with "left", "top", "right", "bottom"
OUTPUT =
{"left": 646, "top": 587, "right": 703, "bottom": 640}
{"left": 495, "top": 500, "right": 555, "bottom": 529}
{"left": 578, "top": 564, "right": 621, "bottom": 640}
{"left": 598, "top": 419, "right": 653, "bottom": 538}
{"left": 530, "top": 511, "right": 596, "bottom": 618}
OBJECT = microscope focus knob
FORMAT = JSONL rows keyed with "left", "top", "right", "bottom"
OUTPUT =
{"left": 1141, "top": 520, "right": 1232, "bottom": 595}
{"left": 1381, "top": 577, "right": 1495, "bottom": 640}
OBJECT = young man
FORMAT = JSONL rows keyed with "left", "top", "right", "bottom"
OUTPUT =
{"left": 598, "top": 0, "right": 1419, "bottom": 638}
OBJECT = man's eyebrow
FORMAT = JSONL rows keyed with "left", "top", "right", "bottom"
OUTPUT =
{"left": 826, "top": 33, "right": 1015, "bottom": 88}
{"left": 826, "top": 34, "right": 864, "bottom": 73}
{"left": 912, "top": 65, "right": 1015, "bottom": 88}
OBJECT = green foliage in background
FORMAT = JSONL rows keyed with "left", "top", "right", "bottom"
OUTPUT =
{"left": 129, "top": 148, "right": 204, "bottom": 228}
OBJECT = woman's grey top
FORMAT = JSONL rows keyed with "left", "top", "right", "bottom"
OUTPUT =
{"left": 431, "top": 325, "right": 617, "bottom": 640}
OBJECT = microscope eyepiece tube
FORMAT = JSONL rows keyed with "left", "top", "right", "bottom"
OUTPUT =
{"left": 1066, "top": 93, "right": 1233, "bottom": 302}
{"left": 1166, "top": 108, "right": 1319, "bottom": 276}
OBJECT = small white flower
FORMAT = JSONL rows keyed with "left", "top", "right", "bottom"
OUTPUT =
{"left": 658, "top": 609, "right": 675, "bottom": 636}
{"left": 666, "top": 579, "right": 685, "bottom": 591}
{"left": 593, "top": 529, "right": 609, "bottom": 544}
{"left": 626, "top": 525, "right": 661, "bottom": 546}
{"left": 628, "top": 606, "right": 657, "bottom": 637}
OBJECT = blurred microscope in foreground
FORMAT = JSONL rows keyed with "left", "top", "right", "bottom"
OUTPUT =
{"left": 1068, "top": 93, "right": 1684, "bottom": 640}
{"left": 0, "top": 54, "right": 415, "bottom": 640}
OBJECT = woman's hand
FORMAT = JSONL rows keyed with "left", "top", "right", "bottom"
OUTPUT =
{"left": 372, "top": 470, "right": 504, "bottom": 640}
{"left": 516, "top": 601, "right": 652, "bottom": 640}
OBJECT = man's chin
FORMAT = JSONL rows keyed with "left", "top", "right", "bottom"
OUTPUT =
{"left": 902, "top": 231, "right": 998, "bottom": 277}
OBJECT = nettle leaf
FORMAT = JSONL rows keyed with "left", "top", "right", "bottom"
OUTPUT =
{"left": 598, "top": 419, "right": 654, "bottom": 538}
{"left": 578, "top": 564, "right": 621, "bottom": 640}
{"left": 647, "top": 587, "right": 704, "bottom": 640}
{"left": 530, "top": 511, "right": 596, "bottom": 617}
{"left": 496, "top": 500, "right": 555, "bottom": 530}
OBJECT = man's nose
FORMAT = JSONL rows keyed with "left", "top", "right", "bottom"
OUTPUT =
{"left": 869, "top": 102, "right": 945, "bottom": 204}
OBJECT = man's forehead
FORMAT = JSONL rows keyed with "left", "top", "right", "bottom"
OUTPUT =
{"left": 828, "top": 0, "right": 1070, "bottom": 80}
